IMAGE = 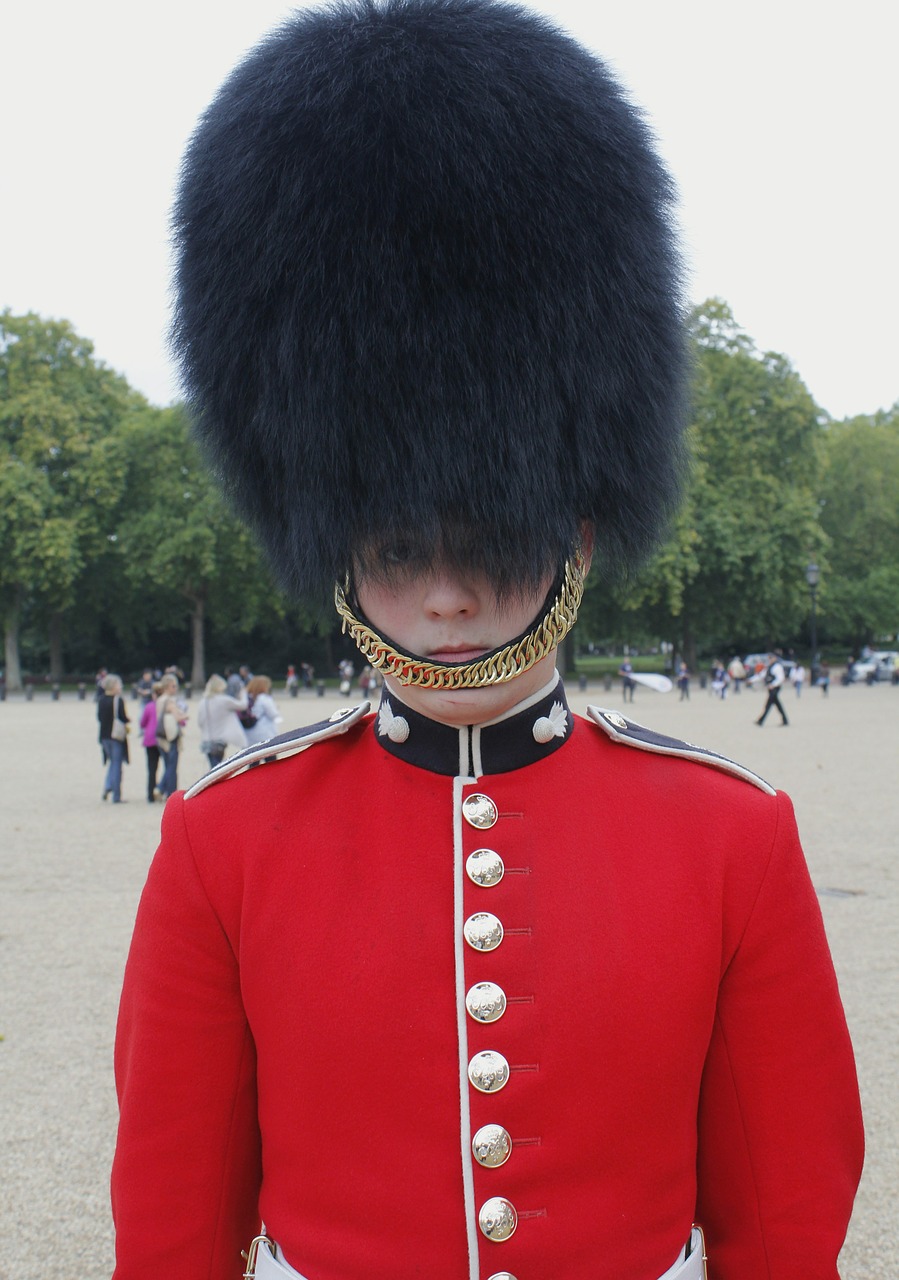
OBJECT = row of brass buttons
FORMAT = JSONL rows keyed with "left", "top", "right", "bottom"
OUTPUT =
{"left": 463, "top": 794, "right": 520, "bottom": 1276}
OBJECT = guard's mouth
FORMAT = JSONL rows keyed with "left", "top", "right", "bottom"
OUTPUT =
{"left": 426, "top": 646, "right": 491, "bottom": 664}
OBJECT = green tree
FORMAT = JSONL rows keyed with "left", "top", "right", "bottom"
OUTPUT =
{"left": 0, "top": 312, "right": 132, "bottom": 687}
{"left": 818, "top": 406, "right": 899, "bottom": 650}
{"left": 117, "top": 404, "right": 286, "bottom": 687}
{"left": 600, "top": 300, "right": 827, "bottom": 667}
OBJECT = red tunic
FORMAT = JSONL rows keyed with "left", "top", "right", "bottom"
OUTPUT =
{"left": 112, "top": 686, "right": 862, "bottom": 1279}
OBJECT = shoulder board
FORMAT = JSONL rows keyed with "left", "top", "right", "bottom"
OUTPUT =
{"left": 184, "top": 703, "right": 370, "bottom": 800}
{"left": 586, "top": 705, "right": 775, "bottom": 795}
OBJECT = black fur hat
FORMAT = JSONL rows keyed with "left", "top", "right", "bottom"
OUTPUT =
{"left": 173, "top": 0, "right": 687, "bottom": 600}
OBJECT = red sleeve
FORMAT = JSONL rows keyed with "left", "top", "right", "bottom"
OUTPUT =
{"left": 111, "top": 794, "right": 261, "bottom": 1280}
{"left": 696, "top": 792, "right": 864, "bottom": 1278}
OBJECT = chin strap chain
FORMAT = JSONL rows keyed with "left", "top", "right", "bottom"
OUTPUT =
{"left": 334, "top": 550, "right": 586, "bottom": 689}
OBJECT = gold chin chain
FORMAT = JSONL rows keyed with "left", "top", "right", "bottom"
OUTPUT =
{"left": 334, "top": 551, "right": 586, "bottom": 689}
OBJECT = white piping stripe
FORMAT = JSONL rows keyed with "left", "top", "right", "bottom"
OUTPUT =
{"left": 183, "top": 704, "right": 370, "bottom": 799}
{"left": 453, "top": 774, "right": 480, "bottom": 1280}
{"left": 470, "top": 726, "right": 484, "bottom": 779}
{"left": 586, "top": 705, "right": 776, "bottom": 795}
{"left": 457, "top": 726, "right": 470, "bottom": 779}
{"left": 475, "top": 667, "right": 561, "bottom": 729}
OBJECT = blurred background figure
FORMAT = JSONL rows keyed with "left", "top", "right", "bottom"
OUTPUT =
{"left": 618, "top": 657, "right": 636, "bottom": 703}
{"left": 710, "top": 659, "right": 729, "bottom": 699}
{"left": 197, "top": 674, "right": 249, "bottom": 769}
{"left": 338, "top": 658, "right": 354, "bottom": 695}
{"left": 135, "top": 669, "right": 155, "bottom": 705}
{"left": 677, "top": 661, "right": 690, "bottom": 701}
{"left": 156, "top": 673, "right": 187, "bottom": 797}
{"left": 791, "top": 663, "right": 806, "bottom": 697}
{"left": 97, "top": 673, "right": 129, "bottom": 803}
{"left": 139, "top": 688, "right": 161, "bottom": 803}
{"left": 727, "top": 654, "right": 746, "bottom": 694}
{"left": 244, "top": 675, "right": 282, "bottom": 745}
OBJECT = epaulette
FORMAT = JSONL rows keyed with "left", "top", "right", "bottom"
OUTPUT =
{"left": 184, "top": 703, "right": 370, "bottom": 800}
{"left": 586, "top": 706, "right": 776, "bottom": 795}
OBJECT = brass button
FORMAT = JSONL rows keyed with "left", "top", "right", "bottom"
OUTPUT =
{"left": 466, "top": 848, "right": 505, "bottom": 887}
{"left": 472, "top": 1123, "right": 512, "bottom": 1168}
{"left": 478, "top": 1197, "right": 518, "bottom": 1242}
{"left": 466, "top": 981, "right": 506, "bottom": 1023}
{"left": 463, "top": 912, "right": 504, "bottom": 952}
{"left": 604, "top": 711, "right": 628, "bottom": 729}
{"left": 462, "top": 793, "right": 498, "bottom": 829}
{"left": 468, "top": 1050, "right": 510, "bottom": 1093}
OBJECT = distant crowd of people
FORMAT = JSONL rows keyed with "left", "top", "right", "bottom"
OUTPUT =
{"left": 95, "top": 645, "right": 880, "bottom": 803}
{"left": 96, "top": 667, "right": 191, "bottom": 805}
{"left": 647, "top": 649, "right": 837, "bottom": 717}
{"left": 95, "top": 658, "right": 386, "bottom": 805}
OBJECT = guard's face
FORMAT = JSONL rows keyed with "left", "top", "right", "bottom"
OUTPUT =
{"left": 355, "top": 562, "right": 558, "bottom": 726}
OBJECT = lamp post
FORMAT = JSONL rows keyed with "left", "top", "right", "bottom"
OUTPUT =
{"left": 806, "top": 562, "right": 819, "bottom": 679}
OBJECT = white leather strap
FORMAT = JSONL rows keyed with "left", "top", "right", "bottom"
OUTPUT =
{"left": 253, "top": 1239, "right": 310, "bottom": 1280}
{"left": 252, "top": 1227, "right": 706, "bottom": 1280}
{"left": 661, "top": 1227, "right": 707, "bottom": 1280}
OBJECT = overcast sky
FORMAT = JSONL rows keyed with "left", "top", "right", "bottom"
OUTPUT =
{"left": 3, "top": 1, "right": 896, "bottom": 420}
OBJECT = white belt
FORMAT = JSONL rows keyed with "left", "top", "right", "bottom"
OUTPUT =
{"left": 248, "top": 1226, "right": 707, "bottom": 1280}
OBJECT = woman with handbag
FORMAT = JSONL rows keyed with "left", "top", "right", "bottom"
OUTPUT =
{"left": 155, "top": 673, "right": 187, "bottom": 799}
{"left": 197, "top": 674, "right": 249, "bottom": 769}
{"left": 97, "top": 673, "right": 129, "bottom": 803}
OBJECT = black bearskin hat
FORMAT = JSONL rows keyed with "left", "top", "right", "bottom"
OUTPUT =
{"left": 173, "top": 0, "right": 687, "bottom": 601}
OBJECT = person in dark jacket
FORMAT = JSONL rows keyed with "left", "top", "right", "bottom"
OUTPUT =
{"left": 97, "top": 673, "right": 129, "bottom": 803}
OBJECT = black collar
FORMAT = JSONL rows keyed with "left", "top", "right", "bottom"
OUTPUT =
{"left": 372, "top": 676, "right": 574, "bottom": 777}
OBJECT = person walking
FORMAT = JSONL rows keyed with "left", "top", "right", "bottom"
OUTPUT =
{"left": 244, "top": 676, "right": 282, "bottom": 746}
{"left": 710, "top": 659, "right": 729, "bottom": 700}
{"left": 97, "top": 673, "right": 129, "bottom": 803}
{"left": 755, "top": 650, "right": 790, "bottom": 727}
{"left": 155, "top": 673, "right": 187, "bottom": 797}
{"left": 676, "top": 661, "right": 690, "bottom": 700}
{"left": 112, "top": 8, "right": 861, "bottom": 1279}
{"left": 197, "top": 675, "right": 249, "bottom": 769}
{"left": 618, "top": 657, "right": 636, "bottom": 703}
{"left": 139, "top": 691, "right": 161, "bottom": 803}
{"left": 726, "top": 654, "right": 746, "bottom": 694}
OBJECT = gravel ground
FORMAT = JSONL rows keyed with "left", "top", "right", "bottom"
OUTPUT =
{"left": 0, "top": 678, "right": 895, "bottom": 1279}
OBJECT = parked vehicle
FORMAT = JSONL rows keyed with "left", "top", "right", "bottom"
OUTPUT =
{"left": 849, "top": 651, "right": 898, "bottom": 684}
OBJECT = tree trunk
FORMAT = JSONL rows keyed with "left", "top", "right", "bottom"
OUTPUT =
{"left": 682, "top": 618, "right": 697, "bottom": 675}
{"left": 191, "top": 596, "right": 206, "bottom": 690}
{"left": 4, "top": 588, "right": 24, "bottom": 691}
{"left": 48, "top": 611, "right": 65, "bottom": 683}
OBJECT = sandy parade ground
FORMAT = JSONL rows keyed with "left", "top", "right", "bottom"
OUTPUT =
{"left": 0, "top": 675, "right": 895, "bottom": 1279}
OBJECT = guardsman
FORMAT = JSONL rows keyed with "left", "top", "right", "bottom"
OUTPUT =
{"left": 111, "top": 3, "right": 862, "bottom": 1278}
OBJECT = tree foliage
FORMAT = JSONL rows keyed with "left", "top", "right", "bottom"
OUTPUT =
{"left": 116, "top": 404, "right": 285, "bottom": 686}
{"left": 2, "top": 306, "right": 896, "bottom": 682}
{"left": 818, "top": 406, "right": 899, "bottom": 649}
{"left": 0, "top": 312, "right": 133, "bottom": 686}
{"left": 578, "top": 300, "right": 829, "bottom": 666}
